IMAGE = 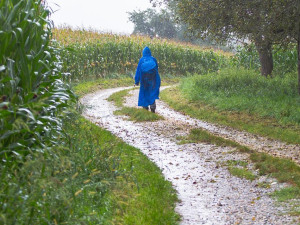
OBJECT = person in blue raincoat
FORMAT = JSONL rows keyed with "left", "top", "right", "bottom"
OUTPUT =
{"left": 134, "top": 46, "right": 161, "bottom": 113}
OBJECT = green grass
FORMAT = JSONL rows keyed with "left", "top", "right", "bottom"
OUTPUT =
{"left": 65, "top": 114, "right": 179, "bottom": 224}
{"left": 251, "top": 153, "right": 300, "bottom": 187}
{"left": 108, "top": 137, "right": 179, "bottom": 225}
{"left": 225, "top": 160, "right": 256, "bottom": 181}
{"left": 271, "top": 187, "right": 300, "bottom": 202}
{"left": 108, "top": 87, "right": 163, "bottom": 122}
{"left": 161, "top": 85, "right": 300, "bottom": 145}
{"left": 270, "top": 187, "right": 300, "bottom": 216}
{"left": 228, "top": 167, "right": 256, "bottom": 181}
{"left": 181, "top": 68, "right": 300, "bottom": 125}
{"left": 177, "top": 128, "right": 251, "bottom": 152}
{"left": 0, "top": 112, "right": 179, "bottom": 224}
{"left": 116, "top": 107, "right": 164, "bottom": 122}
{"left": 107, "top": 88, "right": 132, "bottom": 107}
{"left": 161, "top": 77, "right": 181, "bottom": 86}
{"left": 226, "top": 160, "right": 248, "bottom": 168}
{"left": 256, "top": 182, "right": 271, "bottom": 189}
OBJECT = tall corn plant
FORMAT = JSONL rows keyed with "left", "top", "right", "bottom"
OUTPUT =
{"left": 0, "top": 0, "right": 74, "bottom": 161}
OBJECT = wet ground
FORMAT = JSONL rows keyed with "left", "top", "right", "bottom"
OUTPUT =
{"left": 81, "top": 87, "right": 300, "bottom": 225}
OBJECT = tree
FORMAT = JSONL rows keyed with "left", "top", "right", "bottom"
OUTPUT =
{"left": 128, "top": 7, "right": 225, "bottom": 49}
{"left": 278, "top": 0, "right": 300, "bottom": 95}
{"left": 297, "top": 1, "right": 300, "bottom": 95}
{"left": 128, "top": 9, "right": 156, "bottom": 37}
{"left": 151, "top": 0, "right": 300, "bottom": 94}
{"left": 128, "top": 9, "right": 177, "bottom": 39}
{"left": 151, "top": 9, "right": 178, "bottom": 39}
{"left": 173, "top": 0, "right": 284, "bottom": 76}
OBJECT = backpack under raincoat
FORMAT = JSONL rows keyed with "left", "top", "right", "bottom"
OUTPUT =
{"left": 135, "top": 47, "right": 161, "bottom": 107}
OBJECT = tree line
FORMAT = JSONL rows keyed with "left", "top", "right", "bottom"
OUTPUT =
{"left": 127, "top": 7, "right": 227, "bottom": 50}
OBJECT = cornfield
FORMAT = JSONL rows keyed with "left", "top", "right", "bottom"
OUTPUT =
{"left": 0, "top": 1, "right": 74, "bottom": 159}
{"left": 53, "top": 27, "right": 230, "bottom": 81}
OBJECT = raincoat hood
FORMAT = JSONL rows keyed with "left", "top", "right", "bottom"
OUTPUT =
{"left": 142, "top": 47, "right": 152, "bottom": 57}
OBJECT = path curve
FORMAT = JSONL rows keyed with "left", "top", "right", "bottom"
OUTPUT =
{"left": 81, "top": 87, "right": 298, "bottom": 225}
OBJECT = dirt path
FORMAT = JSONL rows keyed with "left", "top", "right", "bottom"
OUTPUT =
{"left": 81, "top": 87, "right": 299, "bottom": 225}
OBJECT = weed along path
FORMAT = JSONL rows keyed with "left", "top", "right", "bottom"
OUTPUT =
{"left": 81, "top": 87, "right": 299, "bottom": 225}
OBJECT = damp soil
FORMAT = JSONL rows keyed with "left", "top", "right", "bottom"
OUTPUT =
{"left": 80, "top": 87, "right": 300, "bottom": 225}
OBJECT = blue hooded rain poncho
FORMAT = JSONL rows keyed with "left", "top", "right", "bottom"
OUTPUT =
{"left": 135, "top": 47, "right": 161, "bottom": 107}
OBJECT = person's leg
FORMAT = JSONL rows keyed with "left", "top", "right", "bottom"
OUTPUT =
{"left": 143, "top": 106, "right": 149, "bottom": 110}
{"left": 150, "top": 101, "right": 156, "bottom": 113}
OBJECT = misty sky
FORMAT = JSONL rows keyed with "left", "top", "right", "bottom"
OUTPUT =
{"left": 49, "top": 0, "right": 155, "bottom": 34}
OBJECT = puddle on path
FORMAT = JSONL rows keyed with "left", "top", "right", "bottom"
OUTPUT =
{"left": 81, "top": 87, "right": 297, "bottom": 225}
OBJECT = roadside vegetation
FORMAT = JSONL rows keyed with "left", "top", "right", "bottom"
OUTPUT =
{"left": 228, "top": 167, "right": 256, "bottom": 181}
{"left": 180, "top": 68, "right": 299, "bottom": 126}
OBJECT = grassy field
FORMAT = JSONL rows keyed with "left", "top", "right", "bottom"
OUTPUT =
{"left": 180, "top": 68, "right": 300, "bottom": 125}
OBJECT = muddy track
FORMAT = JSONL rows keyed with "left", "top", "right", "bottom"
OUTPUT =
{"left": 81, "top": 87, "right": 299, "bottom": 225}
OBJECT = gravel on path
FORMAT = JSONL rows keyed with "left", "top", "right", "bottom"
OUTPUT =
{"left": 81, "top": 87, "right": 299, "bottom": 225}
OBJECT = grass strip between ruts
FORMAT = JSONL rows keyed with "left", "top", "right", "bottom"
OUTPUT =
{"left": 178, "top": 127, "right": 300, "bottom": 211}
{"left": 107, "top": 88, "right": 163, "bottom": 122}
